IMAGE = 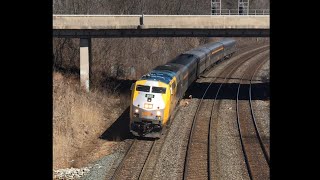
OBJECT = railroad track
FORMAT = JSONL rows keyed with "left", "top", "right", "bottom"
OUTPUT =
{"left": 236, "top": 52, "right": 270, "bottom": 180}
{"left": 183, "top": 45, "right": 269, "bottom": 180}
{"left": 249, "top": 58, "right": 270, "bottom": 164}
{"left": 110, "top": 104, "right": 181, "bottom": 180}
{"left": 137, "top": 105, "right": 181, "bottom": 180}
{"left": 110, "top": 139, "right": 156, "bottom": 180}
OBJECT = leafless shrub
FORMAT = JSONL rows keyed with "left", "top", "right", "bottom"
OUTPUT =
{"left": 53, "top": 72, "right": 122, "bottom": 169}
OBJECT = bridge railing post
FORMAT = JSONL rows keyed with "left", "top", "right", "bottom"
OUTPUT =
{"left": 142, "top": 13, "right": 144, "bottom": 25}
{"left": 140, "top": 13, "right": 144, "bottom": 25}
{"left": 139, "top": 13, "right": 145, "bottom": 29}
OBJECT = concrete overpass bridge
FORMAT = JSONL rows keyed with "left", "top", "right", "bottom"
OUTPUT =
{"left": 53, "top": 14, "right": 269, "bottom": 91}
{"left": 53, "top": 15, "right": 269, "bottom": 37}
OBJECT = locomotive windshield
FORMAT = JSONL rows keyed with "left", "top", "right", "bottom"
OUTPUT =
{"left": 136, "top": 85, "right": 150, "bottom": 92}
{"left": 152, "top": 87, "right": 166, "bottom": 94}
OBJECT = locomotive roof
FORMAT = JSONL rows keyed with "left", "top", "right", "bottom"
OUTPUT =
{"left": 154, "top": 63, "right": 182, "bottom": 73}
{"left": 140, "top": 70, "right": 175, "bottom": 84}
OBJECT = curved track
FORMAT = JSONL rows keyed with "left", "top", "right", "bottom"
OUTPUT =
{"left": 249, "top": 58, "right": 270, "bottom": 165}
{"left": 183, "top": 46, "right": 269, "bottom": 180}
{"left": 236, "top": 53, "right": 270, "bottom": 180}
{"left": 111, "top": 139, "right": 155, "bottom": 180}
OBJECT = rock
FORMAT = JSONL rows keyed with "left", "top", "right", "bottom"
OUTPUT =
{"left": 53, "top": 166, "right": 91, "bottom": 179}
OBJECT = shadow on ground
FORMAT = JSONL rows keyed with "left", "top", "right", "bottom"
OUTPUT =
{"left": 99, "top": 107, "right": 134, "bottom": 141}
{"left": 185, "top": 81, "right": 269, "bottom": 100}
{"left": 99, "top": 106, "right": 156, "bottom": 142}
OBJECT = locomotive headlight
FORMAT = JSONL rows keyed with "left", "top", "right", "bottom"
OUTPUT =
{"left": 135, "top": 109, "right": 139, "bottom": 113}
{"left": 156, "top": 111, "right": 161, "bottom": 116}
{"left": 144, "top": 103, "right": 153, "bottom": 109}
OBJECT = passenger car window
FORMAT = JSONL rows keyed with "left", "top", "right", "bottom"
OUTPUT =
{"left": 152, "top": 87, "right": 166, "bottom": 94}
{"left": 136, "top": 85, "right": 150, "bottom": 92}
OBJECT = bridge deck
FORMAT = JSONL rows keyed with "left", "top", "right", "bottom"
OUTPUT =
{"left": 53, "top": 15, "right": 269, "bottom": 30}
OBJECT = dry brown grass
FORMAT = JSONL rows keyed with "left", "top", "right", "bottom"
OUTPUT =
{"left": 53, "top": 72, "right": 122, "bottom": 169}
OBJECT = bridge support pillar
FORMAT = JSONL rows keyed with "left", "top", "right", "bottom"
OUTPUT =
{"left": 80, "top": 38, "right": 91, "bottom": 92}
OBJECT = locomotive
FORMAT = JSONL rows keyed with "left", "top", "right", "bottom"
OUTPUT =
{"left": 129, "top": 38, "right": 236, "bottom": 138}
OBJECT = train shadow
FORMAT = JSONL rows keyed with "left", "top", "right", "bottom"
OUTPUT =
{"left": 185, "top": 80, "right": 269, "bottom": 100}
{"left": 99, "top": 107, "right": 135, "bottom": 141}
{"left": 99, "top": 78, "right": 137, "bottom": 142}
{"left": 99, "top": 106, "right": 157, "bottom": 142}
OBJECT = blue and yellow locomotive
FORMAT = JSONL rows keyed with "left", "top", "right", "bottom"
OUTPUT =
{"left": 130, "top": 38, "right": 236, "bottom": 138}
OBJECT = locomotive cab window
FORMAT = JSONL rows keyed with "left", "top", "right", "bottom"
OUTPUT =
{"left": 152, "top": 87, "right": 166, "bottom": 94}
{"left": 136, "top": 85, "right": 150, "bottom": 92}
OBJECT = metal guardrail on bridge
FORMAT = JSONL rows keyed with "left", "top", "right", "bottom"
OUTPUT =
{"left": 212, "top": 9, "right": 270, "bottom": 15}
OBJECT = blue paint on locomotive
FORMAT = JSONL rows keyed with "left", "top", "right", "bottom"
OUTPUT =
{"left": 140, "top": 70, "right": 175, "bottom": 84}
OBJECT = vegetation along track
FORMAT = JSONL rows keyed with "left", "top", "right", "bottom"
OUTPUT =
{"left": 183, "top": 45, "right": 269, "bottom": 180}
{"left": 236, "top": 51, "right": 270, "bottom": 180}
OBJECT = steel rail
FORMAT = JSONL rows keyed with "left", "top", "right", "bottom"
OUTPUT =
{"left": 249, "top": 57, "right": 270, "bottom": 165}
{"left": 235, "top": 54, "right": 270, "bottom": 180}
